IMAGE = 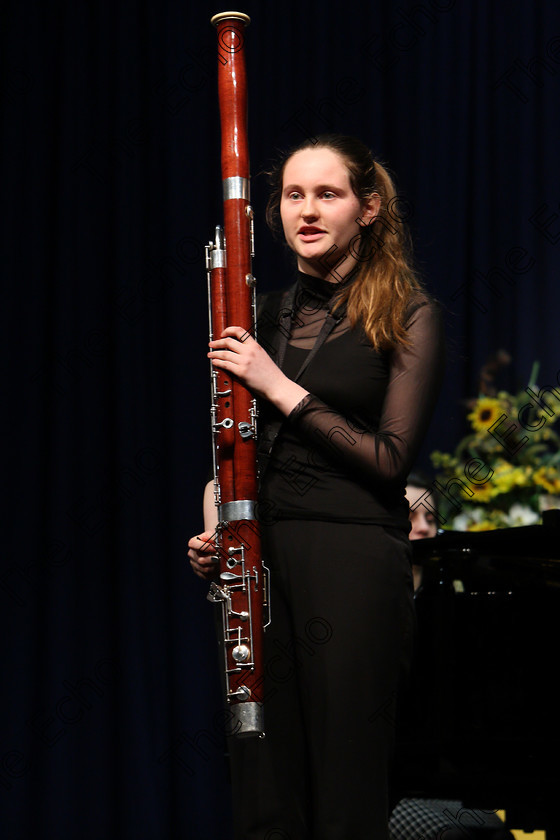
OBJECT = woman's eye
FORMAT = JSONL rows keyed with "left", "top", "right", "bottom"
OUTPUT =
{"left": 322, "top": 191, "right": 335, "bottom": 199}
{"left": 288, "top": 192, "right": 302, "bottom": 200}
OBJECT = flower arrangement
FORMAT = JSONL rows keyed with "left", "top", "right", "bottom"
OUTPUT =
{"left": 430, "top": 360, "right": 560, "bottom": 531}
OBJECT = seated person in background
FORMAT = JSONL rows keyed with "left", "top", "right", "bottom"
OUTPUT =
{"left": 405, "top": 470, "right": 438, "bottom": 592}
{"left": 389, "top": 472, "right": 514, "bottom": 840}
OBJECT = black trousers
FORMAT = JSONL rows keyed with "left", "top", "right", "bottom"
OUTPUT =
{"left": 229, "top": 519, "right": 416, "bottom": 840}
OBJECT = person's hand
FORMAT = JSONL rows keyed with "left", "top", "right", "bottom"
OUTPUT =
{"left": 188, "top": 530, "right": 219, "bottom": 580}
{"left": 208, "top": 326, "right": 287, "bottom": 401}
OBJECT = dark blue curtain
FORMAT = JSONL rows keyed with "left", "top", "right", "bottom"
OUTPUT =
{"left": 3, "top": 1, "right": 559, "bottom": 837}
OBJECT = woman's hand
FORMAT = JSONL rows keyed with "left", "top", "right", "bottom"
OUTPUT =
{"left": 208, "top": 326, "right": 286, "bottom": 400}
{"left": 208, "top": 326, "right": 309, "bottom": 414}
{"left": 188, "top": 530, "right": 219, "bottom": 580}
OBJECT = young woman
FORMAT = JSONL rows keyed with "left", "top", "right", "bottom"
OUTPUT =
{"left": 391, "top": 474, "right": 514, "bottom": 840}
{"left": 189, "top": 134, "right": 445, "bottom": 840}
{"left": 405, "top": 471, "right": 440, "bottom": 592}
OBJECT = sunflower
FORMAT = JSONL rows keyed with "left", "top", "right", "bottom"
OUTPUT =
{"left": 467, "top": 397, "right": 505, "bottom": 434}
{"left": 468, "top": 480, "right": 495, "bottom": 503}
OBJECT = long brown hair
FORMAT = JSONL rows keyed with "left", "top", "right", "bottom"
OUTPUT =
{"left": 265, "top": 134, "right": 423, "bottom": 350}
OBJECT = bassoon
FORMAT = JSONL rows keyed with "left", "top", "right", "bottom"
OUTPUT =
{"left": 205, "top": 11, "right": 269, "bottom": 738}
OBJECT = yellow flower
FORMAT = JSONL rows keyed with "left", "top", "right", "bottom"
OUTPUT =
{"left": 468, "top": 481, "right": 495, "bottom": 503}
{"left": 468, "top": 521, "right": 496, "bottom": 531}
{"left": 533, "top": 466, "right": 560, "bottom": 494}
{"left": 492, "top": 461, "right": 530, "bottom": 495}
{"left": 467, "top": 397, "right": 505, "bottom": 434}
{"left": 431, "top": 373, "right": 560, "bottom": 533}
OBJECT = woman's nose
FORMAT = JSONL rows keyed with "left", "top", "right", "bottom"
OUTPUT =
{"left": 301, "top": 196, "right": 318, "bottom": 218}
{"left": 410, "top": 515, "right": 429, "bottom": 538}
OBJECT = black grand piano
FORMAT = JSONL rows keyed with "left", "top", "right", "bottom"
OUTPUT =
{"left": 395, "top": 510, "right": 560, "bottom": 837}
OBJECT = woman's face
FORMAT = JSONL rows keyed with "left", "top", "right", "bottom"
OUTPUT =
{"left": 405, "top": 485, "right": 438, "bottom": 540}
{"left": 279, "top": 147, "right": 379, "bottom": 281}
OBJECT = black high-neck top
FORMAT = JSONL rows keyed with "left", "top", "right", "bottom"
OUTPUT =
{"left": 256, "top": 272, "right": 445, "bottom": 530}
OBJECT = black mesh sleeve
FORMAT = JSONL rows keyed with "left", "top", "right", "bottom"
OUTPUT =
{"left": 286, "top": 301, "right": 445, "bottom": 485}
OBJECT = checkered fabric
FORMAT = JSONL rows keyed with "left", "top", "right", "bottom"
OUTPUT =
{"left": 389, "top": 798, "right": 505, "bottom": 840}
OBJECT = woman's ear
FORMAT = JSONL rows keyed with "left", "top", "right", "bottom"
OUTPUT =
{"left": 360, "top": 192, "right": 381, "bottom": 226}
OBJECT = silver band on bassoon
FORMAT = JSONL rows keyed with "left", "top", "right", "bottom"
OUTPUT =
{"left": 219, "top": 499, "right": 257, "bottom": 521}
{"left": 223, "top": 176, "right": 250, "bottom": 201}
{"left": 211, "top": 249, "right": 226, "bottom": 268}
{"left": 230, "top": 700, "right": 264, "bottom": 738}
{"left": 211, "top": 231, "right": 226, "bottom": 268}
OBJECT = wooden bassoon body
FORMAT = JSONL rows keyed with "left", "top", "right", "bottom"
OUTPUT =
{"left": 205, "top": 11, "right": 269, "bottom": 738}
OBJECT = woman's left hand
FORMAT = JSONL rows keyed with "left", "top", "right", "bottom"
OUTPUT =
{"left": 208, "top": 326, "right": 287, "bottom": 401}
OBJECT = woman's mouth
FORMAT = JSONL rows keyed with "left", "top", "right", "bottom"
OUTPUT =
{"left": 298, "top": 226, "right": 325, "bottom": 242}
